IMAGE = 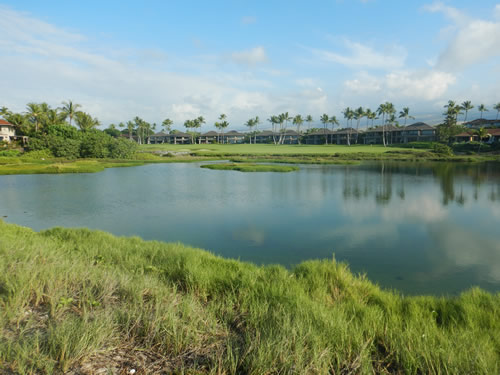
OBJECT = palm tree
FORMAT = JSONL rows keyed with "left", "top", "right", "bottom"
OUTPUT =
{"left": 342, "top": 107, "right": 355, "bottom": 146}
{"left": 329, "top": 116, "right": 339, "bottom": 145}
{"left": 398, "top": 107, "right": 414, "bottom": 126}
{"left": 293, "top": 115, "right": 303, "bottom": 144}
{"left": 278, "top": 112, "right": 292, "bottom": 144}
{"left": 217, "top": 114, "right": 227, "bottom": 144}
{"left": 195, "top": 116, "right": 205, "bottom": 144}
{"left": 126, "top": 121, "right": 134, "bottom": 140}
{"left": 493, "top": 103, "right": 500, "bottom": 120}
{"left": 60, "top": 100, "right": 81, "bottom": 126}
{"left": 25, "top": 103, "right": 43, "bottom": 133}
{"left": 461, "top": 101, "right": 474, "bottom": 122}
{"left": 184, "top": 119, "right": 194, "bottom": 143}
{"left": 320, "top": 113, "right": 329, "bottom": 145}
{"left": 305, "top": 115, "right": 313, "bottom": 131}
{"left": 162, "top": 118, "right": 173, "bottom": 133}
{"left": 476, "top": 127, "right": 490, "bottom": 153}
{"left": 0, "top": 106, "right": 10, "bottom": 117}
{"left": 75, "top": 111, "right": 99, "bottom": 131}
{"left": 354, "top": 107, "right": 364, "bottom": 144}
{"left": 478, "top": 104, "right": 488, "bottom": 119}
{"left": 366, "top": 109, "right": 377, "bottom": 128}
{"left": 267, "top": 115, "right": 279, "bottom": 144}
{"left": 253, "top": 116, "right": 260, "bottom": 144}
{"left": 245, "top": 118, "right": 255, "bottom": 143}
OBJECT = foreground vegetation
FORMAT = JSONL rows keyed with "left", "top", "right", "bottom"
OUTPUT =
{"left": 201, "top": 163, "right": 299, "bottom": 173}
{"left": 0, "top": 221, "right": 498, "bottom": 374}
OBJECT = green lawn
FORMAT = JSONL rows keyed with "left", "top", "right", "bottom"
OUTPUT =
{"left": 140, "top": 143, "right": 424, "bottom": 155}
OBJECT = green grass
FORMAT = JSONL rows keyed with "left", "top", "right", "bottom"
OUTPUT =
{"left": 0, "top": 221, "right": 498, "bottom": 374}
{"left": 201, "top": 163, "right": 300, "bottom": 172}
{"left": 140, "top": 143, "right": 424, "bottom": 155}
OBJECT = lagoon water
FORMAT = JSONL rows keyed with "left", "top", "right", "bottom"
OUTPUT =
{"left": 1, "top": 161, "right": 500, "bottom": 295}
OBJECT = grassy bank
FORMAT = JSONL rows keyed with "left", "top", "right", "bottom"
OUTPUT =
{"left": 201, "top": 163, "right": 299, "bottom": 172}
{"left": 0, "top": 221, "right": 498, "bottom": 374}
{"left": 0, "top": 154, "right": 218, "bottom": 175}
{"left": 140, "top": 143, "right": 421, "bottom": 155}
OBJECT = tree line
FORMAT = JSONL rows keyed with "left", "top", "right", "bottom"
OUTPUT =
{"left": 2, "top": 99, "right": 500, "bottom": 148}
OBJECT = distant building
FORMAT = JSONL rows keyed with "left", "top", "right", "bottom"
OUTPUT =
{"left": 0, "top": 119, "right": 28, "bottom": 144}
{"left": 464, "top": 119, "right": 500, "bottom": 129}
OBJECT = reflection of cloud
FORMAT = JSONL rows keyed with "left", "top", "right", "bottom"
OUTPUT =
{"left": 321, "top": 223, "right": 399, "bottom": 248}
{"left": 428, "top": 223, "right": 500, "bottom": 282}
{"left": 232, "top": 227, "right": 266, "bottom": 246}
{"left": 381, "top": 196, "right": 447, "bottom": 223}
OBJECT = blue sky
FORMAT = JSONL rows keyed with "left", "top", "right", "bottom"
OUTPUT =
{"left": 1, "top": 1, "right": 500, "bottom": 130}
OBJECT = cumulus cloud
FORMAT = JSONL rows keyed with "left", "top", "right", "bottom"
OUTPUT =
{"left": 230, "top": 46, "right": 268, "bottom": 66}
{"left": 311, "top": 39, "right": 407, "bottom": 70}
{"left": 424, "top": 2, "right": 500, "bottom": 70}
{"left": 344, "top": 70, "right": 456, "bottom": 101}
{"left": 0, "top": 7, "right": 334, "bottom": 127}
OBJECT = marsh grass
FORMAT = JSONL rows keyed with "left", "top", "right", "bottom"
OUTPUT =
{"left": 0, "top": 221, "right": 498, "bottom": 374}
{"left": 200, "top": 163, "right": 299, "bottom": 172}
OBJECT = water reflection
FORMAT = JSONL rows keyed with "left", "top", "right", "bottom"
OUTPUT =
{"left": 0, "top": 161, "right": 499, "bottom": 295}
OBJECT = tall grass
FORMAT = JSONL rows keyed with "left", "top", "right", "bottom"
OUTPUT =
{"left": 0, "top": 221, "right": 498, "bottom": 374}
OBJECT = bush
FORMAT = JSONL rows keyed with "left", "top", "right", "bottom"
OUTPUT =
{"left": 79, "top": 131, "right": 111, "bottom": 158}
{"left": 108, "top": 137, "right": 138, "bottom": 159}
{"left": 21, "top": 149, "right": 54, "bottom": 159}
{"left": 452, "top": 142, "right": 492, "bottom": 154}
{"left": 50, "top": 137, "right": 81, "bottom": 159}
{"left": 432, "top": 143, "right": 453, "bottom": 156}
{"left": 0, "top": 150, "right": 21, "bottom": 157}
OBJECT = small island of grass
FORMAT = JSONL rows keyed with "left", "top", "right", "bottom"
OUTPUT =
{"left": 200, "top": 162, "right": 299, "bottom": 172}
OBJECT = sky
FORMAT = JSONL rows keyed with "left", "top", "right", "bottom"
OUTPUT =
{"left": 1, "top": 0, "right": 500, "bottom": 131}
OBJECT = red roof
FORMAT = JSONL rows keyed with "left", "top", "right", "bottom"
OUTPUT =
{"left": 0, "top": 119, "right": 13, "bottom": 126}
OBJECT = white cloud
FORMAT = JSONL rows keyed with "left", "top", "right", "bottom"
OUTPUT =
{"left": 311, "top": 39, "right": 407, "bottom": 70}
{"left": 344, "top": 70, "right": 455, "bottom": 101}
{"left": 424, "top": 2, "right": 500, "bottom": 70}
{"left": 385, "top": 70, "right": 456, "bottom": 100}
{"left": 230, "top": 46, "right": 268, "bottom": 66}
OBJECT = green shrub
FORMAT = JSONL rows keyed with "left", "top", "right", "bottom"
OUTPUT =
{"left": 0, "top": 149, "right": 21, "bottom": 157}
{"left": 21, "top": 149, "right": 54, "bottom": 159}
{"left": 432, "top": 143, "right": 453, "bottom": 156}
{"left": 79, "top": 131, "right": 111, "bottom": 158}
{"left": 108, "top": 137, "right": 138, "bottom": 159}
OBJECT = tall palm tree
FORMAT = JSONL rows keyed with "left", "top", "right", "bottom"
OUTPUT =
{"left": 245, "top": 118, "right": 255, "bottom": 143}
{"left": 60, "top": 100, "right": 81, "bottom": 126}
{"left": 196, "top": 116, "right": 205, "bottom": 144}
{"left": 478, "top": 104, "right": 488, "bottom": 119}
{"left": 320, "top": 113, "right": 329, "bottom": 145}
{"left": 329, "top": 116, "right": 339, "bottom": 145}
{"left": 354, "top": 107, "right": 364, "bottom": 144}
{"left": 267, "top": 115, "right": 279, "bottom": 144}
{"left": 75, "top": 111, "right": 99, "bottom": 131}
{"left": 253, "top": 116, "right": 260, "bottom": 144}
{"left": 461, "top": 101, "right": 474, "bottom": 122}
{"left": 476, "top": 127, "right": 490, "bottom": 153}
{"left": 305, "top": 115, "right": 313, "bottom": 130}
{"left": 217, "top": 114, "right": 226, "bottom": 144}
{"left": 293, "top": 115, "right": 303, "bottom": 144}
{"left": 126, "top": 121, "right": 134, "bottom": 140}
{"left": 342, "top": 107, "right": 355, "bottom": 146}
{"left": 0, "top": 106, "right": 11, "bottom": 117}
{"left": 493, "top": 103, "right": 500, "bottom": 120}
{"left": 162, "top": 118, "right": 173, "bottom": 133}
{"left": 25, "top": 103, "right": 43, "bottom": 133}
{"left": 366, "top": 109, "right": 377, "bottom": 128}
{"left": 398, "top": 107, "right": 414, "bottom": 126}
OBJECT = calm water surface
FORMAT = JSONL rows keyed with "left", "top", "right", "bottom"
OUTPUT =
{"left": 1, "top": 161, "right": 500, "bottom": 295}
